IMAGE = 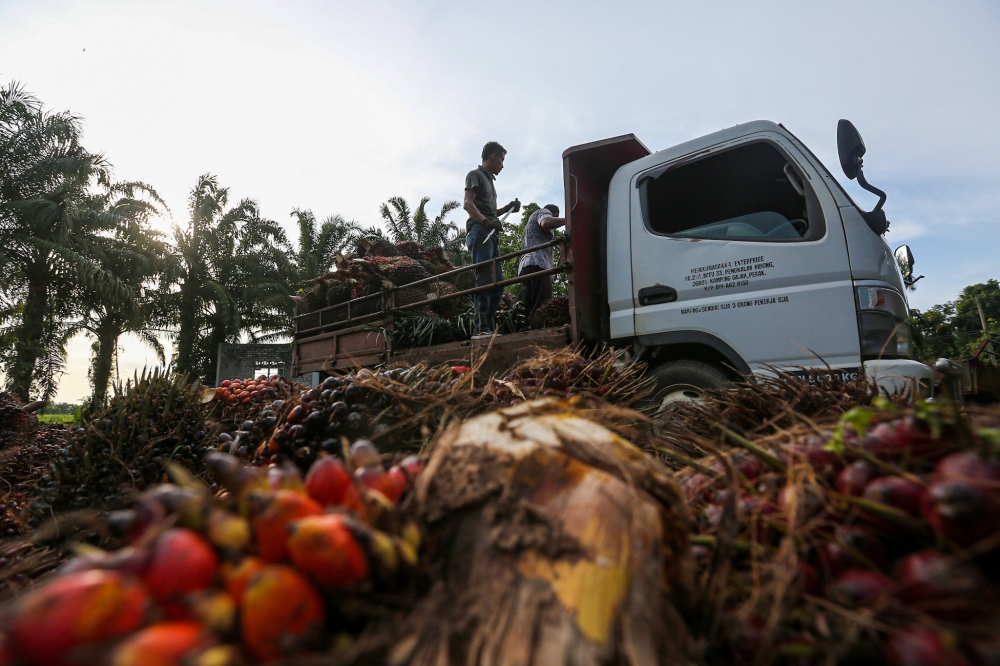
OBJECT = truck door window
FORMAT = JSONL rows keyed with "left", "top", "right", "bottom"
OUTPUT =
{"left": 638, "top": 141, "right": 826, "bottom": 242}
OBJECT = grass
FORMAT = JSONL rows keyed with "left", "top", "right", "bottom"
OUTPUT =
{"left": 38, "top": 413, "right": 77, "bottom": 425}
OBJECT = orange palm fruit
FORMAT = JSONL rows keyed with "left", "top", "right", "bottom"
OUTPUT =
{"left": 110, "top": 622, "right": 214, "bottom": 666}
{"left": 241, "top": 565, "right": 325, "bottom": 661}
{"left": 287, "top": 514, "right": 369, "bottom": 590}
{"left": 143, "top": 529, "right": 219, "bottom": 618}
{"left": 7, "top": 570, "right": 150, "bottom": 666}
{"left": 251, "top": 489, "right": 322, "bottom": 562}
{"left": 220, "top": 555, "right": 265, "bottom": 603}
{"left": 186, "top": 589, "right": 237, "bottom": 635}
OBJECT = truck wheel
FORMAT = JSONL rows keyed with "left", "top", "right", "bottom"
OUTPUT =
{"left": 648, "top": 360, "right": 730, "bottom": 414}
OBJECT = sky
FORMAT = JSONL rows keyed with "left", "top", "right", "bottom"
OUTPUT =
{"left": 1, "top": 0, "right": 998, "bottom": 403}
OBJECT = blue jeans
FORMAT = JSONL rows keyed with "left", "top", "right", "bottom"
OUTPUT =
{"left": 466, "top": 223, "right": 504, "bottom": 334}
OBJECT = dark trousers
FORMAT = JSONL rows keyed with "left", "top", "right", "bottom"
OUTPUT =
{"left": 519, "top": 264, "right": 552, "bottom": 327}
{"left": 466, "top": 224, "right": 503, "bottom": 334}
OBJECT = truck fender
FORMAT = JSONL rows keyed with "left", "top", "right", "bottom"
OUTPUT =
{"left": 634, "top": 331, "right": 751, "bottom": 377}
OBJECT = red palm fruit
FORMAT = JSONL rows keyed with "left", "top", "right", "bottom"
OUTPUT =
{"left": 287, "top": 514, "right": 369, "bottom": 590}
{"left": 305, "top": 457, "right": 361, "bottom": 509}
{"left": 894, "top": 550, "right": 991, "bottom": 620}
{"left": 921, "top": 479, "right": 1000, "bottom": 548}
{"left": 824, "top": 569, "right": 891, "bottom": 608}
{"left": 385, "top": 466, "right": 409, "bottom": 503}
{"left": 837, "top": 460, "right": 877, "bottom": 496}
{"left": 399, "top": 456, "right": 423, "bottom": 480}
{"left": 681, "top": 473, "right": 714, "bottom": 502}
{"left": 241, "top": 565, "right": 325, "bottom": 661}
{"left": 356, "top": 466, "right": 397, "bottom": 502}
{"left": 221, "top": 556, "right": 265, "bottom": 603}
{"left": 143, "top": 529, "right": 219, "bottom": 617}
{"left": 862, "top": 421, "right": 906, "bottom": 459}
{"left": 286, "top": 404, "right": 306, "bottom": 423}
{"left": 885, "top": 630, "right": 969, "bottom": 666}
{"left": 861, "top": 475, "right": 923, "bottom": 527}
{"left": 8, "top": 570, "right": 150, "bottom": 666}
{"left": 251, "top": 489, "right": 322, "bottom": 562}
{"left": 221, "top": 380, "right": 231, "bottom": 388}
{"left": 895, "top": 415, "right": 948, "bottom": 458}
{"left": 935, "top": 451, "right": 1000, "bottom": 493}
{"left": 110, "top": 622, "right": 213, "bottom": 666}
{"left": 816, "top": 526, "right": 887, "bottom": 578}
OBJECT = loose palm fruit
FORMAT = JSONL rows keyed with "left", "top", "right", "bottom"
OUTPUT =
{"left": 884, "top": 629, "right": 969, "bottom": 666}
{"left": 287, "top": 514, "right": 369, "bottom": 590}
{"left": 824, "top": 570, "right": 891, "bottom": 608}
{"left": 384, "top": 466, "right": 409, "bottom": 503}
{"left": 251, "top": 489, "right": 322, "bottom": 562}
{"left": 143, "top": 529, "right": 219, "bottom": 617}
{"left": 894, "top": 550, "right": 991, "bottom": 620}
{"left": 349, "top": 440, "right": 381, "bottom": 468}
{"left": 8, "top": 570, "right": 150, "bottom": 666}
{"left": 241, "top": 565, "right": 325, "bottom": 661}
{"left": 837, "top": 461, "right": 877, "bottom": 497}
{"left": 110, "top": 622, "right": 214, "bottom": 666}
{"left": 206, "top": 509, "right": 251, "bottom": 552}
{"left": 357, "top": 466, "right": 402, "bottom": 504}
{"left": 921, "top": 479, "right": 1000, "bottom": 547}
{"left": 220, "top": 556, "right": 265, "bottom": 603}
{"left": 305, "top": 457, "right": 365, "bottom": 514}
{"left": 187, "top": 590, "right": 237, "bottom": 635}
{"left": 399, "top": 455, "right": 424, "bottom": 481}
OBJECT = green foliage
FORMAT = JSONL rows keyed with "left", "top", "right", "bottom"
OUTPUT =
{"left": 911, "top": 279, "right": 1000, "bottom": 364}
{"left": 376, "top": 196, "right": 468, "bottom": 265}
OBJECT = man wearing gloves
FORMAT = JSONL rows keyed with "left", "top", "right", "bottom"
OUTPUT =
{"left": 464, "top": 141, "right": 520, "bottom": 338}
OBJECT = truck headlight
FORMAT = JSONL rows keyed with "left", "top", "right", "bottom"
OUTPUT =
{"left": 856, "top": 287, "right": 911, "bottom": 359}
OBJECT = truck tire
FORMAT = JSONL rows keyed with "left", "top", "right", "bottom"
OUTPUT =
{"left": 648, "top": 360, "right": 731, "bottom": 415}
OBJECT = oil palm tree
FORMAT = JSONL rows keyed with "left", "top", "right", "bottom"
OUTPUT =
{"left": 378, "top": 196, "right": 468, "bottom": 263}
{"left": 288, "top": 208, "right": 360, "bottom": 287}
{"left": 74, "top": 181, "right": 168, "bottom": 409}
{"left": 165, "top": 174, "right": 292, "bottom": 383}
{"left": 0, "top": 81, "right": 131, "bottom": 400}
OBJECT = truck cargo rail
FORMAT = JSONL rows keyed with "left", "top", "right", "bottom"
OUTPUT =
{"left": 292, "top": 236, "right": 570, "bottom": 337}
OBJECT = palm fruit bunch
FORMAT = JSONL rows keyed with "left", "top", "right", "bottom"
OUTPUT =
{"left": 0, "top": 427, "right": 68, "bottom": 539}
{"left": 489, "top": 347, "right": 654, "bottom": 408}
{"left": 534, "top": 295, "right": 571, "bottom": 327}
{"left": 212, "top": 375, "right": 297, "bottom": 429}
{"left": 26, "top": 370, "right": 217, "bottom": 525}
{"left": 217, "top": 364, "right": 470, "bottom": 472}
{"left": 0, "top": 438, "right": 426, "bottom": 665}
{"left": 671, "top": 399, "right": 1000, "bottom": 665}
{"left": 0, "top": 393, "right": 35, "bottom": 444}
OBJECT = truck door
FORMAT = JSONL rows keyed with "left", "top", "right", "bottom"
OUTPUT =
{"left": 629, "top": 131, "right": 861, "bottom": 374}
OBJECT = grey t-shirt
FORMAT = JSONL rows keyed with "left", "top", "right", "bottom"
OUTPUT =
{"left": 465, "top": 166, "right": 497, "bottom": 231}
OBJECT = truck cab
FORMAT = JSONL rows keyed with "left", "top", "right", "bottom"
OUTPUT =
{"left": 563, "top": 121, "right": 932, "bottom": 406}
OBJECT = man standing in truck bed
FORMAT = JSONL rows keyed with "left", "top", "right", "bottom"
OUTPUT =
{"left": 464, "top": 141, "right": 519, "bottom": 338}
{"left": 518, "top": 204, "right": 566, "bottom": 327}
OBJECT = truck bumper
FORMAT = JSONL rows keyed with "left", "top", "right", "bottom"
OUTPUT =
{"left": 862, "top": 359, "right": 934, "bottom": 400}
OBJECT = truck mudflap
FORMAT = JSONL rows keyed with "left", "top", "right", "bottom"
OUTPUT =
{"left": 862, "top": 359, "right": 933, "bottom": 400}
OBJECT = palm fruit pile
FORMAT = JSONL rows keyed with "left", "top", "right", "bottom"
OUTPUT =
{"left": 489, "top": 347, "right": 655, "bottom": 408}
{"left": 0, "top": 435, "right": 426, "bottom": 665}
{"left": 0, "top": 399, "right": 701, "bottom": 665}
{"left": 0, "top": 427, "right": 67, "bottom": 539}
{"left": 217, "top": 364, "right": 474, "bottom": 472}
{"left": 25, "top": 370, "right": 218, "bottom": 525}
{"left": 211, "top": 375, "right": 298, "bottom": 430}
{"left": 670, "top": 399, "right": 1000, "bottom": 665}
{"left": 294, "top": 238, "right": 463, "bottom": 316}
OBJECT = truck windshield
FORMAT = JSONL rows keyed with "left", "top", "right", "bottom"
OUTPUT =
{"left": 639, "top": 140, "right": 825, "bottom": 242}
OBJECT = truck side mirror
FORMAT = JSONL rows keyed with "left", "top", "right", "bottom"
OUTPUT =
{"left": 837, "top": 119, "right": 866, "bottom": 181}
{"left": 894, "top": 244, "right": 924, "bottom": 288}
{"left": 894, "top": 244, "right": 913, "bottom": 278}
{"left": 838, "top": 119, "right": 889, "bottom": 236}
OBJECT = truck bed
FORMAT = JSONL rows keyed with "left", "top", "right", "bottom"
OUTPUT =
{"left": 291, "top": 238, "right": 573, "bottom": 376}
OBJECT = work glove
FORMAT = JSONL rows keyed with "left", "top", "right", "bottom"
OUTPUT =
{"left": 484, "top": 217, "right": 502, "bottom": 231}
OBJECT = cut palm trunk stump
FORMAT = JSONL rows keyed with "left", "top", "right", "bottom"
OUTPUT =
{"left": 385, "top": 399, "right": 697, "bottom": 666}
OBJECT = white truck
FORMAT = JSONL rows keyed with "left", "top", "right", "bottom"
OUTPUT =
{"left": 292, "top": 119, "right": 933, "bottom": 404}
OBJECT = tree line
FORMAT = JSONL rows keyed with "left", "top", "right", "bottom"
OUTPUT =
{"left": 0, "top": 82, "right": 469, "bottom": 405}
{"left": 911, "top": 279, "right": 999, "bottom": 365}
